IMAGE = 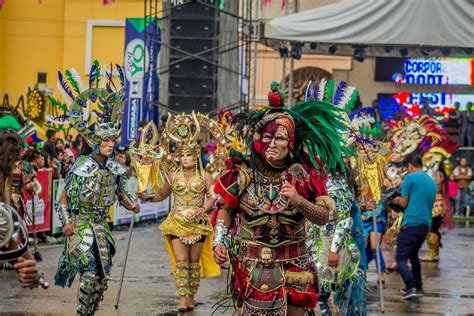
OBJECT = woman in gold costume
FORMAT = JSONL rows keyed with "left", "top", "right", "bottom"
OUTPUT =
{"left": 138, "top": 112, "right": 222, "bottom": 311}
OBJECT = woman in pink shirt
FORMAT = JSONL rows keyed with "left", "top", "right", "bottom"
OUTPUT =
{"left": 448, "top": 173, "right": 458, "bottom": 211}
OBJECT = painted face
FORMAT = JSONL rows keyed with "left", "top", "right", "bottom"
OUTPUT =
{"left": 180, "top": 151, "right": 196, "bottom": 169}
{"left": 262, "top": 125, "right": 290, "bottom": 165}
{"left": 99, "top": 138, "right": 115, "bottom": 157}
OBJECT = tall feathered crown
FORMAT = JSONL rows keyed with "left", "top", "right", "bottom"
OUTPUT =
{"left": 385, "top": 114, "right": 445, "bottom": 157}
{"left": 47, "top": 60, "right": 126, "bottom": 148}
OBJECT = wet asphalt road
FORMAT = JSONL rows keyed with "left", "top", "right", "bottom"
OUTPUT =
{"left": 1, "top": 221, "right": 474, "bottom": 315}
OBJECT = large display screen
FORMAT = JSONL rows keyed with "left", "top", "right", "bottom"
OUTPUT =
{"left": 375, "top": 57, "right": 474, "bottom": 86}
{"left": 377, "top": 92, "right": 473, "bottom": 120}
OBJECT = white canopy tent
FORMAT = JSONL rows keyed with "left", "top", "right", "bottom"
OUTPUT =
{"left": 264, "top": 0, "right": 474, "bottom": 56}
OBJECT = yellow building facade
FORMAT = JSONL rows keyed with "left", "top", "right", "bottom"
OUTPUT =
{"left": 0, "top": 0, "right": 149, "bottom": 103}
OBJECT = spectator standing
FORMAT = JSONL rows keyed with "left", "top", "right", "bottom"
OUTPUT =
{"left": 448, "top": 173, "right": 458, "bottom": 211}
{"left": 462, "top": 102, "right": 474, "bottom": 147}
{"left": 393, "top": 154, "right": 437, "bottom": 300}
{"left": 42, "top": 129, "right": 58, "bottom": 159}
{"left": 454, "top": 158, "right": 472, "bottom": 216}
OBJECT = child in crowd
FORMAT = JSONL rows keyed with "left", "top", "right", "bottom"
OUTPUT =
{"left": 448, "top": 173, "right": 458, "bottom": 213}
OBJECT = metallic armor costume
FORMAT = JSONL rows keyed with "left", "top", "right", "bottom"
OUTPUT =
{"left": 50, "top": 61, "right": 134, "bottom": 316}
{"left": 307, "top": 174, "right": 361, "bottom": 315}
{"left": 0, "top": 202, "right": 29, "bottom": 262}
{"left": 55, "top": 155, "right": 136, "bottom": 315}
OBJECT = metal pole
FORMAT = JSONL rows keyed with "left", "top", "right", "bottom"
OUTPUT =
{"left": 251, "top": 0, "right": 259, "bottom": 109}
{"left": 288, "top": 58, "right": 294, "bottom": 106}
{"left": 114, "top": 214, "right": 135, "bottom": 309}
{"left": 372, "top": 206, "right": 385, "bottom": 313}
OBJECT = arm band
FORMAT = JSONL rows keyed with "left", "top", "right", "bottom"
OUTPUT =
{"left": 58, "top": 204, "right": 73, "bottom": 225}
{"left": 213, "top": 219, "right": 229, "bottom": 248}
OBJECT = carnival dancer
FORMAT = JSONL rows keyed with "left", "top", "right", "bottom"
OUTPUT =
{"left": 307, "top": 168, "right": 361, "bottom": 316}
{"left": 347, "top": 107, "right": 389, "bottom": 283}
{"left": 383, "top": 115, "right": 446, "bottom": 270}
{"left": 212, "top": 80, "right": 348, "bottom": 316}
{"left": 138, "top": 112, "right": 224, "bottom": 311}
{"left": 419, "top": 139, "right": 458, "bottom": 262}
{"left": 347, "top": 197, "right": 367, "bottom": 315}
{"left": 50, "top": 61, "right": 140, "bottom": 315}
{"left": 0, "top": 131, "right": 38, "bottom": 222}
{"left": 303, "top": 80, "right": 363, "bottom": 315}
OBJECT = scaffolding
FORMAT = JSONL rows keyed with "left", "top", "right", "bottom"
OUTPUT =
{"left": 143, "top": 0, "right": 255, "bottom": 117}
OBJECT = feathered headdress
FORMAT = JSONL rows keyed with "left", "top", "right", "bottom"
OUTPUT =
{"left": 385, "top": 114, "right": 445, "bottom": 157}
{"left": 47, "top": 60, "right": 126, "bottom": 148}
{"left": 233, "top": 80, "right": 349, "bottom": 174}
{"left": 423, "top": 138, "right": 459, "bottom": 177}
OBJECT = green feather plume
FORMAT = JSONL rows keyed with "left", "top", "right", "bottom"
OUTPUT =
{"left": 94, "top": 60, "right": 100, "bottom": 88}
{"left": 345, "top": 89, "right": 359, "bottom": 111}
{"left": 324, "top": 80, "right": 334, "bottom": 104}
{"left": 65, "top": 70, "right": 81, "bottom": 94}
{"left": 288, "top": 100, "right": 349, "bottom": 171}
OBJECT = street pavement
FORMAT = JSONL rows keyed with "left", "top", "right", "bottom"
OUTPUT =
{"left": 1, "top": 221, "right": 474, "bottom": 315}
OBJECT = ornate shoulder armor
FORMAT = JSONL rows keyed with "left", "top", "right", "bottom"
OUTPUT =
{"left": 70, "top": 156, "right": 99, "bottom": 177}
{"left": 105, "top": 159, "right": 126, "bottom": 176}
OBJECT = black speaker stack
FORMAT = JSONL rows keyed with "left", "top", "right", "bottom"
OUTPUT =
{"left": 168, "top": 1, "right": 219, "bottom": 113}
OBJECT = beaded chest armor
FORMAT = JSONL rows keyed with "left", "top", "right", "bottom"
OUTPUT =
{"left": 227, "top": 162, "right": 317, "bottom": 316}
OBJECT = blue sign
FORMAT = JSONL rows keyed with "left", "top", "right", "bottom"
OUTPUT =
{"left": 121, "top": 18, "right": 160, "bottom": 146}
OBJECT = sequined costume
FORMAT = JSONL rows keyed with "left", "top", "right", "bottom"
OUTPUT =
{"left": 307, "top": 172, "right": 361, "bottom": 315}
{"left": 347, "top": 108, "right": 389, "bottom": 275}
{"left": 50, "top": 61, "right": 137, "bottom": 315}
{"left": 137, "top": 113, "right": 224, "bottom": 299}
{"left": 347, "top": 201, "right": 367, "bottom": 315}
{"left": 420, "top": 139, "right": 458, "bottom": 262}
{"left": 213, "top": 80, "right": 351, "bottom": 315}
{"left": 383, "top": 115, "right": 447, "bottom": 251}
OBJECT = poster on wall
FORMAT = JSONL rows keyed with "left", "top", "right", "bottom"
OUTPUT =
{"left": 24, "top": 169, "right": 52, "bottom": 233}
{"left": 121, "top": 18, "right": 161, "bottom": 146}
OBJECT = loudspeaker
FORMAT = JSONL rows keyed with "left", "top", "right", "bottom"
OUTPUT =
{"left": 168, "top": 0, "right": 219, "bottom": 114}
{"left": 37, "top": 72, "right": 47, "bottom": 84}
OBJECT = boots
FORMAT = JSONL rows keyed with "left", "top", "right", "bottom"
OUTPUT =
{"left": 77, "top": 272, "right": 107, "bottom": 316}
{"left": 420, "top": 233, "right": 440, "bottom": 262}
{"left": 188, "top": 263, "right": 200, "bottom": 296}
{"left": 175, "top": 262, "right": 189, "bottom": 311}
{"left": 187, "top": 262, "right": 200, "bottom": 309}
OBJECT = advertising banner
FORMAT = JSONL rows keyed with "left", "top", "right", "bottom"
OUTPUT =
{"left": 375, "top": 57, "right": 474, "bottom": 86}
{"left": 111, "top": 197, "right": 170, "bottom": 226}
{"left": 121, "top": 18, "right": 161, "bottom": 145}
{"left": 24, "top": 169, "right": 52, "bottom": 233}
{"left": 51, "top": 179, "right": 65, "bottom": 234}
